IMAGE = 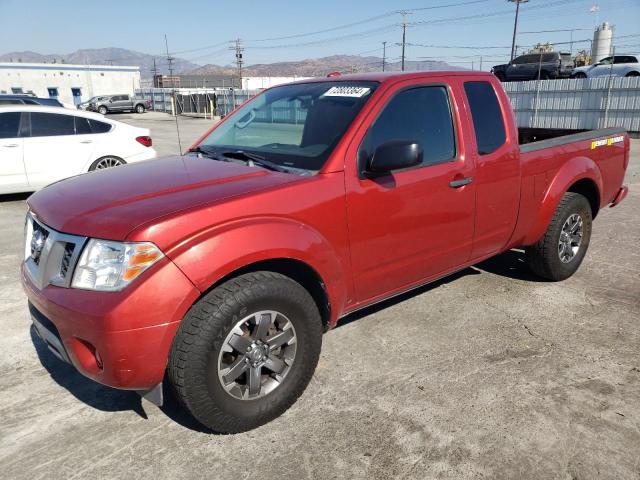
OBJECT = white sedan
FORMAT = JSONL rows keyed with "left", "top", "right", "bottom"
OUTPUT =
{"left": 572, "top": 55, "right": 640, "bottom": 78}
{"left": 0, "top": 105, "right": 156, "bottom": 194}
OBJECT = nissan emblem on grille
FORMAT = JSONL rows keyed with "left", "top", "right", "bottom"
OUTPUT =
{"left": 30, "top": 229, "right": 45, "bottom": 262}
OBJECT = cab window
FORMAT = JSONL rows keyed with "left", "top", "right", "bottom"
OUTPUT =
{"left": 464, "top": 81, "right": 506, "bottom": 155}
{"left": 360, "top": 86, "right": 456, "bottom": 167}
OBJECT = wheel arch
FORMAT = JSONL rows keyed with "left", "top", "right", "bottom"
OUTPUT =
{"left": 567, "top": 177, "right": 600, "bottom": 218}
{"left": 200, "top": 258, "right": 331, "bottom": 331}
{"left": 522, "top": 156, "right": 602, "bottom": 245}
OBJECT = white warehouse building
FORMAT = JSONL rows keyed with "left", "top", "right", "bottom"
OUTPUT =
{"left": 0, "top": 63, "right": 141, "bottom": 106}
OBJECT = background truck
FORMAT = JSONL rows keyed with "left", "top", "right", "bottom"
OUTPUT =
{"left": 492, "top": 51, "right": 574, "bottom": 81}
{"left": 89, "top": 94, "right": 151, "bottom": 114}
{"left": 22, "top": 71, "right": 629, "bottom": 434}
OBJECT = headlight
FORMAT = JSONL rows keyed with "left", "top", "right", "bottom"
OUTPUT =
{"left": 71, "top": 239, "right": 163, "bottom": 291}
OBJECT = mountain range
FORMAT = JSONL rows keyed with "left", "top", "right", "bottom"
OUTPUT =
{"left": 0, "top": 47, "right": 465, "bottom": 78}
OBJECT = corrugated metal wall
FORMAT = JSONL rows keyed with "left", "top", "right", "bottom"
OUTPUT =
{"left": 503, "top": 76, "right": 640, "bottom": 133}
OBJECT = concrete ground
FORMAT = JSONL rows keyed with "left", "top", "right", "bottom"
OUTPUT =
{"left": 0, "top": 115, "right": 638, "bottom": 479}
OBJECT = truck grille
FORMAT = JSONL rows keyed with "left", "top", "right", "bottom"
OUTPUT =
{"left": 24, "top": 213, "right": 87, "bottom": 289}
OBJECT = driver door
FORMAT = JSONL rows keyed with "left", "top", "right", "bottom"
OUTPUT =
{"left": 344, "top": 79, "right": 475, "bottom": 302}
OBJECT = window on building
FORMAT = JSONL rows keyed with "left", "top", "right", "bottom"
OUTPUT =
{"left": 47, "top": 88, "right": 59, "bottom": 98}
{"left": 29, "top": 113, "right": 75, "bottom": 137}
{"left": 360, "top": 86, "right": 456, "bottom": 167}
{"left": 464, "top": 81, "right": 507, "bottom": 155}
{"left": 0, "top": 112, "right": 21, "bottom": 139}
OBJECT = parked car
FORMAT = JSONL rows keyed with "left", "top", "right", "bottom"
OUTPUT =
{"left": 88, "top": 94, "right": 151, "bottom": 115}
{"left": 492, "top": 51, "right": 574, "bottom": 81}
{"left": 22, "top": 72, "right": 628, "bottom": 433}
{"left": 571, "top": 55, "right": 640, "bottom": 78}
{"left": 0, "top": 105, "right": 156, "bottom": 194}
{"left": 77, "top": 96, "right": 109, "bottom": 111}
{"left": 0, "top": 94, "right": 63, "bottom": 107}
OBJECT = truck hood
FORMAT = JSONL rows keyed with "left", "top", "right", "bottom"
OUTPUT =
{"left": 27, "top": 155, "right": 301, "bottom": 240}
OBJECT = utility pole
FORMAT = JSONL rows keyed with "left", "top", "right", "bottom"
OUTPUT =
{"left": 382, "top": 41, "right": 387, "bottom": 72}
{"left": 230, "top": 38, "right": 244, "bottom": 90}
{"left": 165, "top": 35, "right": 175, "bottom": 83}
{"left": 164, "top": 34, "right": 182, "bottom": 153}
{"left": 399, "top": 10, "right": 412, "bottom": 71}
{"left": 151, "top": 57, "right": 158, "bottom": 87}
{"left": 508, "top": 0, "right": 529, "bottom": 62}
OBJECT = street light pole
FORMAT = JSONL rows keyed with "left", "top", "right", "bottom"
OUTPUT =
{"left": 509, "top": 0, "right": 529, "bottom": 62}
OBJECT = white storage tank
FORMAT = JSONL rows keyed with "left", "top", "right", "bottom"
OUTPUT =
{"left": 592, "top": 22, "right": 613, "bottom": 63}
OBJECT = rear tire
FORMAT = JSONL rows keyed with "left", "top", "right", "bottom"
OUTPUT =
{"left": 626, "top": 71, "right": 639, "bottom": 77}
{"left": 168, "top": 271, "right": 323, "bottom": 433}
{"left": 526, "top": 192, "right": 592, "bottom": 281}
{"left": 573, "top": 72, "right": 587, "bottom": 79}
{"left": 97, "top": 105, "right": 108, "bottom": 115}
{"left": 89, "top": 156, "right": 126, "bottom": 171}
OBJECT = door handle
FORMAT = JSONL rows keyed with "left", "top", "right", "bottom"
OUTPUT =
{"left": 449, "top": 176, "right": 473, "bottom": 188}
{"left": 3, "top": 143, "right": 19, "bottom": 148}
{"left": 79, "top": 140, "right": 93, "bottom": 144}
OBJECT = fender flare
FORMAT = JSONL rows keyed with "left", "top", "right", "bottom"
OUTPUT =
{"left": 523, "top": 156, "right": 603, "bottom": 245}
{"left": 167, "top": 216, "right": 349, "bottom": 323}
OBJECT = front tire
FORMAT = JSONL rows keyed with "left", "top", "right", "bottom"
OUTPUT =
{"left": 168, "top": 271, "right": 323, "bottom": 433}
{"left": 573, "top": 72, "right": 587, "bottom": 79}
{"left": 626, "top": 71, "right": 639, "bottom": 77}
{"left": 526, "top": 192, "right": 592, "bottom": 281}
{"left": 135, "top": 104, "right": 145, "bottom": 113}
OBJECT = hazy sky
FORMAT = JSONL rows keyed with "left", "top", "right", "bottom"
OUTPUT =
{"left": 1, "top": 0, "right": 638, "bottom": 68}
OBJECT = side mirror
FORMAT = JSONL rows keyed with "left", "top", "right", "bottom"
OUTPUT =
{"left": 365, "top": 140, "right": 422, "bottom": 177}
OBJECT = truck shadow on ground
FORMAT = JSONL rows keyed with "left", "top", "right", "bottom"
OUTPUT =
{"left": 338, "top": 249, "right": 544, "bottom": 327}
{"left": 30, "top": 326, "right": 212, "bottom": 433}
{"left": 29, "top": 248, "right": 542, "bottom": 433}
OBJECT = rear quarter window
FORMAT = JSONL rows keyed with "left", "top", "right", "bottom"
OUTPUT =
{"left": 463, "top": 81, "right": 507, "bottom": 155}
{"left": 89, "top": 119, "right": 112, "bottom": 133}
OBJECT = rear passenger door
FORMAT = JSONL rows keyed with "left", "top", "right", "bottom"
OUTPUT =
{"left": 22, "top": 112, "right": 96, "bottom": 188}
{"left": 463, "top": 80, "right": 520, "bottom": 259}
{"left": 0, "top": 112, "right": 28, "bottom": 193}
{"left": 111, "top": 95, "right": 130, "bottom": 111}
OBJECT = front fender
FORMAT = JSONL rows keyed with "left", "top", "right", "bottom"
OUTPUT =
{"left": 166, "top": 216, "right": 349, "bottom": 322}
{"left": 523, "top": 156, "right": 602, "bottom": 245}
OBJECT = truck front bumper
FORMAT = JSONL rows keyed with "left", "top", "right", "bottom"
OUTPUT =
{"left": 22, "top": 257, "right": 200, "bottom": 392}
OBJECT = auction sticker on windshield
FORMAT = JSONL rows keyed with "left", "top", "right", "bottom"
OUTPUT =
{"left": 322, "top": 86, "right": 371, "bottom": 98}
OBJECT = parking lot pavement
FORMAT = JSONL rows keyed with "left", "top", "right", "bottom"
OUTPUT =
{"left": 106, "top": 111, "right": 217, "bottom": 157}
{"left": 0, "top": 132, "right": 638, "bottom": 479}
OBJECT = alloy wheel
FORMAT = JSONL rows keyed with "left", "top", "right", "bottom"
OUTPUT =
{"left": 558, "top": 213, "right": 583, "bottom": 263}
{"left": 94, "top": 157, "right": 123, "bottom": 169}
{"left": 217, "top": 310, "right": 297, "bottom": 400}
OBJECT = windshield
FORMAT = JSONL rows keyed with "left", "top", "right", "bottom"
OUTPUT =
{"left": 198, "top": 81, "right": 378, "bottom": 172}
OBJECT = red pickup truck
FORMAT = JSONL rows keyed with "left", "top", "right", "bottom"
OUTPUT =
{"left": 22, "top": 71, "right": 629, "bottom": 433}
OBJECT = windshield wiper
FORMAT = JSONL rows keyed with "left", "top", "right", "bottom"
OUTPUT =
{"left": 188, "top": 146, "right": 228, "bottom": 161}
{"left": 222, "top": 150, "right": 290, "bottom": 173}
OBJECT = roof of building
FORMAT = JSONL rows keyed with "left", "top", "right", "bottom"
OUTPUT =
{"left": 0, "top": 62, "right": 140, "bottom": 72}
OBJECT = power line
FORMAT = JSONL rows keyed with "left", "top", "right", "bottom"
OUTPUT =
{"left": 408, "top": 42, "right": 510, "bottom": 50}
{"left": 246, "top": 0, "right": 492, "bottom": 42}
{"left": 244, "top": 24, "right": 396, "bottom": 50}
